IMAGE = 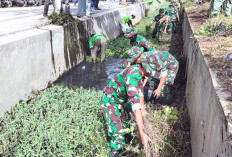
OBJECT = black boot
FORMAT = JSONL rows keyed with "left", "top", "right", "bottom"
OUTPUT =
{"left": 125, "top": 133, "right": 133, "bottom": 144}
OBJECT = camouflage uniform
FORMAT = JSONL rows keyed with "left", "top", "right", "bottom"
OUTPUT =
{"left": 131, "top": 35, "right": 155, "bottom": 52}
{"left": 166, "top": 5, "right": 179, "bottom": 34}
{"left": 100, "top": 64, "right": 144, "bottom": 152}
{"left": 141, "top": 51, "right": 179, "bottom": 100}
{"left": 125, "top": 27, "right": 155, "bottom": 52}
{"left": 152, "top": 14, "right": 169, "bottom": 40}
{"left": 171, "top": 0, "right": 180, "bottom": 11}
{"left": 211, "top": 0, "right": 231, "bottom": 16}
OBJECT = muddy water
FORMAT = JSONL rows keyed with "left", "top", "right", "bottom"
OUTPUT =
{"left": 55, "top": 58, "right": 125, "bottom": 90}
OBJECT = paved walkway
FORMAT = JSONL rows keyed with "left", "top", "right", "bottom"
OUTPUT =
{"left": 0, "top": 1, "right": 134, "bottom": 36}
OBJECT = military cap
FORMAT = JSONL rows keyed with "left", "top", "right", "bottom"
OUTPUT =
{"left": 125, "top": 27, "right": 138, "bottom": 37}
{"left": 128, "top": 46, "right": 144, "bottom": 63}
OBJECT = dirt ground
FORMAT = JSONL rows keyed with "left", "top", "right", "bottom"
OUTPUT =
{"left": 185, "top": 2, "right": 232, "bottom": 100}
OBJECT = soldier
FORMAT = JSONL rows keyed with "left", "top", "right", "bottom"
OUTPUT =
{"left": 166, "top": 3, "right": 180, "bottom": 34}
{"left": 89, "top": 34, "right": 107, "bottom": 63}
{"left": 211, "top": 0, "right": 231, "bottom": 17}
{"left": 125, "top": 27, "right": 155, "bottom": 51}
{"left": 120, "top": 14, "right": 136, "bottom": 33}
{"left": 149, "top": 8, "right": 169, "bottom": 40}
{"left": 124, "top": 27, "right": 155, "bottom": 67}
{"left": 171, "top": 0, "right": 180, "bottom": 11}
{"left": 101, "top": 51, "right": 150, "bottom": 156}
{"left": 127, "top": 47, "right": 179, "bottom": 101}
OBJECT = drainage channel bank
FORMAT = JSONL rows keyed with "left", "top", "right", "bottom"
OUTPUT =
{"left": 0, "top": 2, "right": 192, "bottom": 157}
{"left": 182, "top": 2, "right": 232, "bottom": 156}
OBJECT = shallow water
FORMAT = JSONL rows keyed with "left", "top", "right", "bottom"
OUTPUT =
{"left": 55, "top": 58, "right": 125, "bottom": 90}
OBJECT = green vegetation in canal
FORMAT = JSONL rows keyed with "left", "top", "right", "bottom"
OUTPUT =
{"left": 106, "top": 37, "right": 131, "bottom": 58}
{"left": 0, "top": 86, "right": 188, "bottom": 156}
{"left": 0, "top": 86, "right": 109, "bottom": 157}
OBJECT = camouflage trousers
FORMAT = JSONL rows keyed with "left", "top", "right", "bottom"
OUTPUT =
{"left": 168, "top": 20, "right": 177, "bottom": 34}
{"left": 152, "top": 23, "right": 166, "bottom": 41}
{"left": 100, "top": 94, "right": 128, "bottom": 151}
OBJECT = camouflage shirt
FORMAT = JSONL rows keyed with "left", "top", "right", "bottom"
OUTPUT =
{"left": 130, "top": 35, "right": 155, "bottom": 52}
{"left": 143, "top": 51, "right": 178, "bottom": 79}
{"left": 167, "top": 7, "right": 178, "bottom": 21}
{"left": 103, "top": 65, "right": 144, "bottom": 111}
{"left": 154, "top": 14, "right": 169, "bottom": 28}
{"left": 175, "top": 3, "right": 180, "bottom": 10}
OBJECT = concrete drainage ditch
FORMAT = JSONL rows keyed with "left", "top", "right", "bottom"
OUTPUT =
{"left": 0, "top": 1, "right": 231, "bottom": 156}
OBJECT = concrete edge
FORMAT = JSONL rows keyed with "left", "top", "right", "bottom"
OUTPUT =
{"left": 184, "top": 8, "right": 232, "bottom": 138}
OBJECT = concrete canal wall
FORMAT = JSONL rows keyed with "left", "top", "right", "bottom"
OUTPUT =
{"left": 183, "top": 11, "right": 232, "bottom": 157}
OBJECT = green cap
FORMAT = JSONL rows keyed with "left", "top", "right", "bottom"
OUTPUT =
{"left": 125, "top": 27, "right": 138, "bottom": 37}
{"left": 128, "top": 46, "right": 144, "bottom": 63}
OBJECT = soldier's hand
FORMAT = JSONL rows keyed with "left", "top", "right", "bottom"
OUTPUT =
{"left": 154, "top": 88, "right": 162, "bottom": 98}
{"left": 141, "top": 133, "right": 151, "bottom": 146}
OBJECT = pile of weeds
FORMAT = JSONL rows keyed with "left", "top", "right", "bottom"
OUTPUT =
{"left": 143, "top": 105, "right": 190, "bottom": 157}
{"left": 0, "top": 86, "right": 109, "bottom": 156}
{"left": 195, "top": 22, "right": 231, "bottom": 36}
{"left": 49, "top": 13, "right": 75, "bottom": 26}
{"left": 120, "top": 105, "right": 190, "bottom": 157}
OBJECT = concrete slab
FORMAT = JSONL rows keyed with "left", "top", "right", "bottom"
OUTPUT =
{"left": 40, "top": 25, "right": 68, "bottom": 82}
{"left": 0, "top": 29, "right": 52, "bottom": 115}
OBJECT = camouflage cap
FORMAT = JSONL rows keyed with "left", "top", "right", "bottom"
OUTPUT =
{"left": 128, "top": 46, "right": 144, "bottom": 63}
{"left": 125, "top": 27, "right": 138, "bottom": 37}
{"left": 140, "top": 58, "right": 155, "bottom": 75}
